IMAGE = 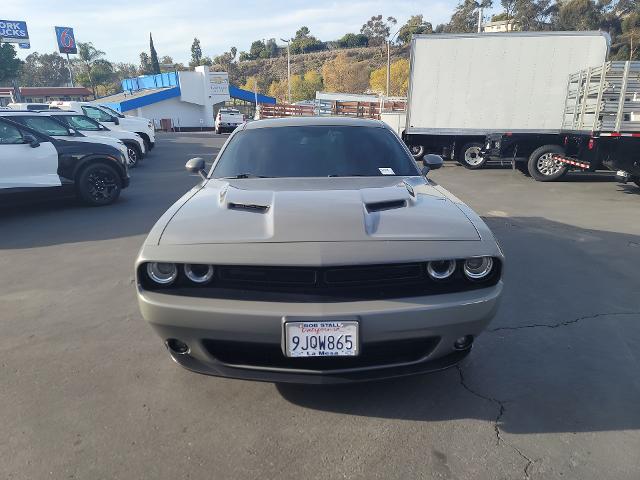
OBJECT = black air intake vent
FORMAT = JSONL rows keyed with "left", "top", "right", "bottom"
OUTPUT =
{"left": 228, "top": 202, "right": 270, "bottom": 213}
{"left": 365, "top": 199, "right": 406, "bottom": 213}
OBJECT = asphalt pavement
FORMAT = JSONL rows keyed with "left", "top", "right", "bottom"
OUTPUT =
{"left": 1, "top": 132, "right": 639, "bottom": 480}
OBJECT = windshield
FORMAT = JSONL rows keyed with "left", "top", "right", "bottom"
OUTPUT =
{"left": 56, "top": 115, "right": 102, "bottom": 131}
{"left": 16, "top": 116, "right": 72, "bottom": 136}
{"left": 211, "top": 126, "right": 419, "bottom": 178}
{"left": 99, "top": 105, "right": 125, "bottom": 118}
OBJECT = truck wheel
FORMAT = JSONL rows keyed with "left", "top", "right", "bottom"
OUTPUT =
{"left": 459, "top": 143, "right": 486, "bottom": 169}
{"left": 408, "top": 145, "right": 425, "bottom": 160}
{"left": 76, "top": 163, "right": 122, "bottom": 206}
{"left": 528, "top": 145, "right": 568, "bottom": 182}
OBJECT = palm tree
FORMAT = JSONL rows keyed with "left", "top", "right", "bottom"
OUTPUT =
{"left": 76, "top": 42, "right": 106, "bottom": 97}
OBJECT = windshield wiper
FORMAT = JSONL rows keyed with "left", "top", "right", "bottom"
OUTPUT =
{"left": 222, "top": 173, "right": 272, "bottom": 179}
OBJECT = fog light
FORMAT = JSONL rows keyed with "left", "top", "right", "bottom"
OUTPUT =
{"left": 454, "top": 335, "right": 474, "bottom": 350}
{"left": 146, "top": 262, "right": 178, "bottom": 285}
{"left": 166, "top": 338, "right": 189, "bottom": 355}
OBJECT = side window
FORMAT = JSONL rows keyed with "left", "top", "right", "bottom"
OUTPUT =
{"left": 82, "top": 106, "right": 112, "bottom": 122}
{"left": 0, "top": 121, "right": 24, "bottom": 145}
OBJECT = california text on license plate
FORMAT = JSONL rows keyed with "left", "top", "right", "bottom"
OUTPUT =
{"left": 285, "top": 321, "right": 359, "bottom": 357}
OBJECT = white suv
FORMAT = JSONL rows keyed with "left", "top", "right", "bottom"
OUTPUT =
{"left": 47, "top": 111, "right": 146, "bottom": 167}
{"left": 49, "top": 102, "right": 156, "bottom": 152}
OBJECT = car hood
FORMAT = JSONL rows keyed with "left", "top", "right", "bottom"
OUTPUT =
{"left": 158, "top": 177, "right": 480, "bottom": 245}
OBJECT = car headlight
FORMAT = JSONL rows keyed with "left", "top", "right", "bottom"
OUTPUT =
{"left": 146, "top": 262, "right": 178, "bottom": 285}
{"left": 463, "top": 257, "right": 494, "bottom": 280}
{"left": 184, "top": 264, "right": 214, "bottom": 284}
{"left": 427, "top": 260, "right": 456, "bottom": 280}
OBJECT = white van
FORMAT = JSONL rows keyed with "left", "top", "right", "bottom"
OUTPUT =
{"left": 49, "top": 101, "right": 156, "bottom": 152}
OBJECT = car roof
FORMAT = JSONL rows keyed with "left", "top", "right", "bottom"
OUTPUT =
{"left": 0, "top": 110, "right": 48, "bottom": 116}
{"left": 243, "top": 116, "right": 385, "bottom": 130}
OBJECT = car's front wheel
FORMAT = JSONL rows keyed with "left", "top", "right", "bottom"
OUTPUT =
{"left": 76, "top": 163, "right": 122, "bottom": 206}
{"left": 125, "top": 143, "right": 141, "bottom": 168}
{"left": 528, "top": 145, "right": 568, "bottom": 182}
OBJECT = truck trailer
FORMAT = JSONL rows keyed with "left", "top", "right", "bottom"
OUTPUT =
{"left": 399, "top": 31, "right": 612, "bottom": 175}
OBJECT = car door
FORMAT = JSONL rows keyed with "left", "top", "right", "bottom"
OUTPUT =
{"left": 0, "top": 119, "right": 60, "bottom": 190}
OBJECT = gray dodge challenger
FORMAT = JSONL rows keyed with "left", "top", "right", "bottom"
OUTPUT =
{"left": 136, "top": 117, "right": 503, "bottom": 383}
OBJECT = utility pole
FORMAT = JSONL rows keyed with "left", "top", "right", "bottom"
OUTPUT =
{"left": 386, "top": 40, "right": 391, "bottom": 97}
{"left": 280, "top": 38, "right": 291, "bottom": 104}
{"left": 478, "top": 7, "right": 483, "bottom": 33}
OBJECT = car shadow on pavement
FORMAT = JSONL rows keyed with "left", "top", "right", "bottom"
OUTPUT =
{"left": 0, "top": 140, "right": 218, "bottom": 250}
{"left": 277, "top": 216, "right": 640, "bottom": 436}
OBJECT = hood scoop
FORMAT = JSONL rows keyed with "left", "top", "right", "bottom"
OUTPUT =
{"left": 365, "top": 199, "right": 407, "bottom": 213}
{"left": 228, "top": 202, "right": 270, "bottom": 213}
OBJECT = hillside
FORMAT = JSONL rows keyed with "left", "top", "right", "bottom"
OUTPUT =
{"left": 230, "top": 44, "right": 411, "bottom": 95}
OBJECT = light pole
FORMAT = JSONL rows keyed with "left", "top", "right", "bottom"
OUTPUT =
{"left": 386, "top": 29, "right": 402, "bottom": 98}
{"left": 280, "top": 38, "right": 291, "bottom": 104}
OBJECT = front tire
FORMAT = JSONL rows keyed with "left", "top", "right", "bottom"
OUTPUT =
{"left": 458, "top": 143, "right": 486, "bottom": 169}
{"left": 76, "top": 163, "right": 122, "bottom": 206}
{"left": 528, "top": 145, "right": 568, "bottom": 182}
{"left": 125, "top": 143, "right": 141, "bottom": 168}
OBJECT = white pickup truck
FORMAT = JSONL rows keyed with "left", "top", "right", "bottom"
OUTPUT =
{"left": 215, "top": 108, "right": 244, "bottom": 134}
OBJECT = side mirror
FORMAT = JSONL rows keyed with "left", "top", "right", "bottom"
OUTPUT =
{"left": 113, "top": 117, "right": 120, "bottom": 125}
{"left": 23, "top": 134, "right": 40, "bottom": 148}
{"left": 422, "top": 154, "right": 443, "bottom": 175}
{"left": 185, "top": 157, "right": 207, "bottom": 180}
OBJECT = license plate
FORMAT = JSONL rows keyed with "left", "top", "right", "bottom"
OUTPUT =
{"left": 285, "top": 321, "right": 359, "bottom": 357}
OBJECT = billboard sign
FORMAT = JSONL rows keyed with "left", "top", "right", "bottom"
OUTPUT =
{"left": 208, "top": 71, "right": 230, "bottom": 104}
{"left": 0, "top": 20, "right": 29, "bottom": 44}
{"left": 55, "top": 26, "right": 77, "bottom": 54}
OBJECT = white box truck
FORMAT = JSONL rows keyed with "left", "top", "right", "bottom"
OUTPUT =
{"left": 401, "top": 31, "right": 610, "bottom": 177}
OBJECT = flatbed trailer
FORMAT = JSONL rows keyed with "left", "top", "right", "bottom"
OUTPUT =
{"left": 482, "top": 61, "right": 640, "bottom": 185}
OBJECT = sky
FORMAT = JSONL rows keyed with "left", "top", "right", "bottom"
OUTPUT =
{"left": 2, "top": 0, "right": 470, "bottom": 65}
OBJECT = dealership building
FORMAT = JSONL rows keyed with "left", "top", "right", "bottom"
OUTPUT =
{"left": 98, "top": 66, "right": 275, "bottom": 130}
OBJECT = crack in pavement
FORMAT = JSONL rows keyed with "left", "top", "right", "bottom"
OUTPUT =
{"left": 487, "top": 311, "right": 640, "bottom": 333}
{"left": 456, "top": 365, "right": 535, "bottom": 478}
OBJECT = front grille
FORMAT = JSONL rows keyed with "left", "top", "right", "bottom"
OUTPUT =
{"left": 140, "top": 261, "right": 501, "bottom": 302}
{"left": 202, "top": 337, "right": 441, "bottom": 371}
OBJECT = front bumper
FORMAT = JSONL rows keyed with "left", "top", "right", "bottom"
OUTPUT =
{"left": 138, "top": 282, "right": 503, "bottom": 383}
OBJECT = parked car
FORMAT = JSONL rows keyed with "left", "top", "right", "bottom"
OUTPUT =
{"left": 7, "top": 102, "right": 53, "bottom": 111}
{"left": 46, "top": 111, "right": 146, "bottom": 167}
{"left": 135, "top": 117, "right": 504, "bottom": 384}
{"left": 0, "top": 111, "right": 130, "bottom": 163}
{"left": 49, "top": 101, "right": 156, "bottom": 152}
{"left": 0, "top": 117, "right": 129, "bottom": 206}
{"left": 215, "top": 108, "right": 244, "bottom": 134}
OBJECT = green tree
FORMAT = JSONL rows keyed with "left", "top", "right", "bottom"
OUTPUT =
{"left": 19, "top": 52, "right": 69, "bottom": 87}
{"left": 396, "top": 15, "right": 433, "bottom": 44}
{"left": 75, "top": 42, "right": 109, "bottom": 97}
{"left": 513, "top": 0, "right": 554, "bottom": 31}
{"left": 360, "top": 15, "right": 397, "bottom": 46}
{"left": 249, "top": 40, "right": 266, "bottom": 59}
{"left": 554, "top": 0, "right": 601, "bottom": 30}
{"left": 139, "top": 52, "right": 153, "bottom": 74}
{"left": 448, "top": 0, "right": 492, "bottom": 33}
{"left": 190, "top": 38, "right": 202, "bottom": 67}
{"left": 149, "top": 33, "right": 161, "bottom": 74}
{"left": 290, "top": 27, "right": 325, "bottom": 54}
{"left": 290, "top": 70, "right": 323, "bottom": 101}
{"left": 336, "top": 33, "right": 369, "bottom": 48}
{"left": 0, "top": 43, "right": 23, "bottom": 85}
